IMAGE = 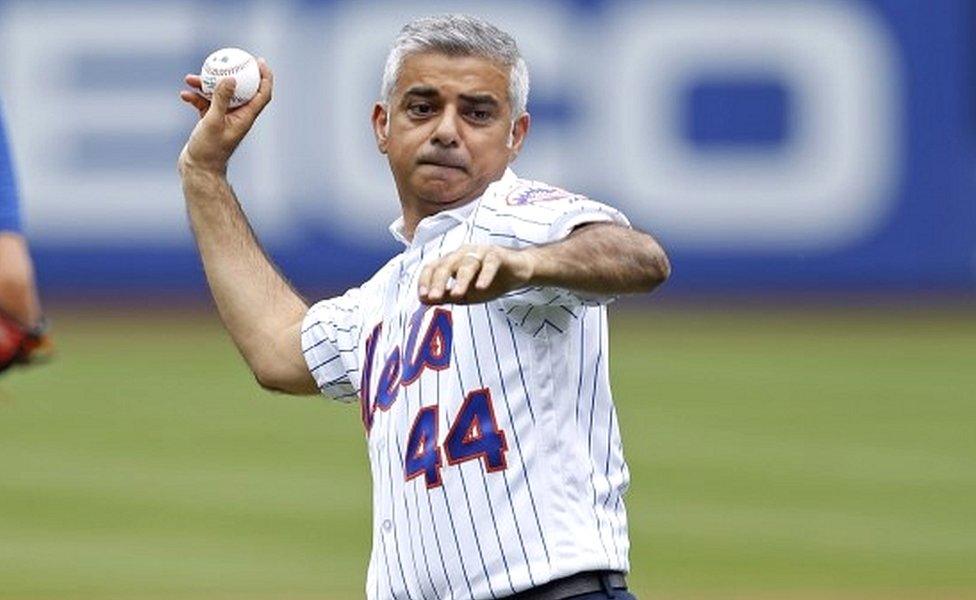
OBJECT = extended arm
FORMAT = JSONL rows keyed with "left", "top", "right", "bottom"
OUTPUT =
{"left": 178, "top": 62, "right": 316, "bottom": 394}
{"left": 418, "top": 221, "right": 670, "bottom": 305}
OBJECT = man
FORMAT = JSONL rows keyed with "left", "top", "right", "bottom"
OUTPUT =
{"left": 179, "top": 14, "right": 669, "bottom": 600}
{"left": 0, "top": 101, "right": 49, "bottom": 374}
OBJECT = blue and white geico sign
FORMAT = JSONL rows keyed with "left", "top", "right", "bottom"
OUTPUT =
{"left": 0, "top": 0, "right": 971, "bottom": 290}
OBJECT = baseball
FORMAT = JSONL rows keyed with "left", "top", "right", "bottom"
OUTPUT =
{"left": 199, "top": 47, "right": 260, "bottom": 109}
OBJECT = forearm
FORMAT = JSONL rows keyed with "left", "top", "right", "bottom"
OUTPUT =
{"left": 180, "top": 163, "right": 308, "bottom": 384}
{"left": 0, "top": 233, "right": 42, "bottom": 327}
{"left": 524, "top": 222, "right": 670, "bottom": 296}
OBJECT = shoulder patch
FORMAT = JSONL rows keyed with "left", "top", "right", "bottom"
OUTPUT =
{"left": 505, "top": 180, "right": 575, "bottom": 206}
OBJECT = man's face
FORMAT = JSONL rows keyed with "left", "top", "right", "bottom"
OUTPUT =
{"left": 373, "top": 52, "right": 529, "bottom": 225}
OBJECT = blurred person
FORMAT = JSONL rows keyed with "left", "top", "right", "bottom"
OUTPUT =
{"left": 179, "top": 14, "right": 668, "bottom": 599}
{"left": 0, "top": 100, "right": 50, "bottom": 374}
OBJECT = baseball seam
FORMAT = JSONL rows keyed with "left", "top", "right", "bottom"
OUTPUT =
{"left": 197, "top": 89, "right": 251, "bottom": 105}
{"left": 203, "top": 56, "right": 254, "bottom": 77}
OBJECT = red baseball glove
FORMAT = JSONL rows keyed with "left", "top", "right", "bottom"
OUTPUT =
{"left": 0, "top": 307, "right": 51, "bottom": 374}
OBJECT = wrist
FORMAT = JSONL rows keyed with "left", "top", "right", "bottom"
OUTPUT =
{"left": 178, "top": 146, "right": 228, "bottom": 179}
{"left": 179, "top": 153, "right": 234, "bottom": 209}
{"left": 517, "top": 246, "right": 544, "bottom": 286}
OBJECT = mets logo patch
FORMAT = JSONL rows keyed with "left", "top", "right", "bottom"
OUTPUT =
{"left": 505, "top": 181, "right": 572, "bottom": 206}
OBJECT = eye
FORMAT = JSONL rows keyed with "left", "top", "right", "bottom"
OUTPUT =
{"left": 408, "top": 102, "right": 434, "bottom": 117}
{"left": 467, "top": 108, "right": 493, "bottom": 123}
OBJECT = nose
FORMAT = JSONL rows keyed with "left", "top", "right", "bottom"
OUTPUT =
{"left": 430, "top": 105, "right": 460, "bottom": 148}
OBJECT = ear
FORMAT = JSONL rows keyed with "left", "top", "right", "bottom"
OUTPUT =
{"left": 507, "top": 112, "right": 530, "bottom": 159}
{"left": 371, "top": 102, "right": 390, "bottom": 154}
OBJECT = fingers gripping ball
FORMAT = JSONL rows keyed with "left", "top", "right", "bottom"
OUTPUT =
{"left": 200, "top": 48, "right": 260, "bottom": 108}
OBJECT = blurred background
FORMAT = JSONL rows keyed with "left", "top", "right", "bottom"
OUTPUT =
{"left": 0, "top": 0, "right": 973, "bottom": 598}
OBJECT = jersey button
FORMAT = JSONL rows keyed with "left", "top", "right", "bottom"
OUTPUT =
{"left": 382, "top": 519, "right": 393, "bottom": 532}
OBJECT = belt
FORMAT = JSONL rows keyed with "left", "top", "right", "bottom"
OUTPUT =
{"left": 510, "top": 571, "right": 628, "bottom": 599}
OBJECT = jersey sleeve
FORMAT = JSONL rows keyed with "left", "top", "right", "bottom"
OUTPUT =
{"left": 300, "top": 287, "right": 364, "bottom": 403}
{"left": 478, "top": 185, "right": 631, "bottom": 313}
{"left": 0, "top": 106, "right": 22, "bottom": 233}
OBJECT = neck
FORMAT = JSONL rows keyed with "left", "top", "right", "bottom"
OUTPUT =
{"left": 399, "top": 194, "right": 479, "bottom": 241}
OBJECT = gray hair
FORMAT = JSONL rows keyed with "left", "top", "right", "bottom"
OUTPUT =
{"left": 380, "top": 14, "right": 530, "bottom": 119}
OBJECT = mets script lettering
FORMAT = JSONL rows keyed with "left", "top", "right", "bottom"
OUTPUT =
{"left": 360, "top": 306, "right": 508, "bottom": 486}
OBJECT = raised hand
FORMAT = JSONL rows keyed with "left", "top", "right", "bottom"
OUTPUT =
{"left": 418, "top": 244, "right": 537, "bottom": 305}
{"left": 178, "top": 58, "right": 274, "bottom": 174}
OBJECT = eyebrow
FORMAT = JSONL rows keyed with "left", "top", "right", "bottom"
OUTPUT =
{"left": 402, "top": 85, "right": 439, "bottom": 99}
{"left": 400, "top": 86, "right": 500, "bottom": 106}
{"left": 459, "top": 93, "right": 500, "bottom": 106}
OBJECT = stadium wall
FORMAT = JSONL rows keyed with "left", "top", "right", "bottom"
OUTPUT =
{"left": 0, "top": 0, "right": 972, "bottom": 295}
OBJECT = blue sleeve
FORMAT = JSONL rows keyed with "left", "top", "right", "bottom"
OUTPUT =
{"left": 0, "top": 103, "right": 22, "bottom": 233}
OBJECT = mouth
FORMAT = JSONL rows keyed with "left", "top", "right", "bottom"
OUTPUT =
{"left": 417, "top": 158, "right": 467, "bottom": 172}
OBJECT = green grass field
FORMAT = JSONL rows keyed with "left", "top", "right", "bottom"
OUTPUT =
{"left": 1, "top": 305, "right": 974, "bottom": 599}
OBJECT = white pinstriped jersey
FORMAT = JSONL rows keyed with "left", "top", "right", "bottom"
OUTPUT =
{"left": 301, "top": 169, "right": 631, "bottom": 600}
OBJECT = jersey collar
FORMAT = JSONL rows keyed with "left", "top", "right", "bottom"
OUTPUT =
{"left": 388, "top": 168, "right": 518, "bottom": 248}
